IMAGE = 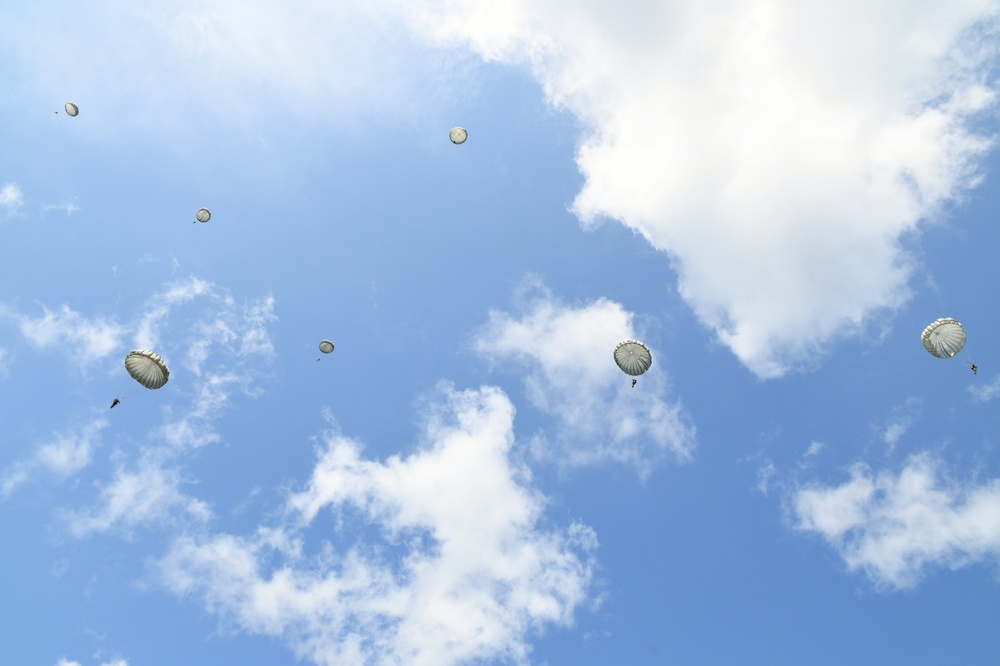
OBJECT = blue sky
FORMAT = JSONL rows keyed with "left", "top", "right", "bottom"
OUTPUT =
{"left": 3, "top": 1, "right": 1000, "bottom": 664}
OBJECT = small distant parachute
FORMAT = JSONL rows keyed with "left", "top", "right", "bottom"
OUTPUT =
{"left": 449, "top": 127, "right": 468, "bottom": 144}
{"left": 921, "top": 318, "right": 967, "bottom": 359}
{"left": 124, "top": 349, "right": 170, "bottom": 389}
{"left": 614, "top": 339, "right": 652, "bottom": 377}
{"left": 64, "top": 102, "right": 79, "bottom": 117}
{"left": 195, "top": 208, "right": 211, "bottom": 223}
{"left": 319, "top": 339, "right": 335, "bottom": 354}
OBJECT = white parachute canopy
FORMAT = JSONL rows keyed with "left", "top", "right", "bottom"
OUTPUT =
{"left": 64, "top": 102, "right": 79, "bottom": 117}
{"left": 921, "top": 318, "right": 967, "bottom": 359}
{"left": 319, "top": 339, "right": 335, "bottom": 354}
{"left": 614, "top": 339, "right": 653, "bottom": 376}
{"left": 449, "top": 127, "right": 468, "bottom": 144}
{"left": 195, "top": 208, "right": 211, "bottom": 223}
{"left": 125, "top": 349, "right": 170, "bottom": 389}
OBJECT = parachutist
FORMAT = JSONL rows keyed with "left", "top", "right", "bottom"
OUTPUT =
{"left": 614, "top": 339, "right": 652, "bottom": 384}
{"left": 110, "top": 397, "right": 120, "bottom": 409}
{"left": 125, "top": 349, "right": 170, "bottom": 389}
{"left": 971, "top": 364, "right": 978, "bottom": 375}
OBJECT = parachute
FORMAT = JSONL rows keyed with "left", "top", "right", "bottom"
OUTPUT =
{"left": 319, "top": 339, "right": 335, "bottom": 354}
{"left": 195, "top": 208, "right": 211, "bottom": 223}
{"left": 64, "top": 102, "right": 79, "bottom": 117}
{"left": 921, "top": 318, "right": 967, "bottom": 359}
{"left": 124, "top": 349, "right": 170, "bottom": 389}
{"left": 614, "top": 339, "right": 652, "bottom": 376}
{"left": 449, "top": 127, "right": 468, "bottom": 145}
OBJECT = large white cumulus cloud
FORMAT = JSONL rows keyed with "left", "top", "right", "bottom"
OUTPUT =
{"left": 156, "top": 385, "right": 595, "bottom": 666}
{"left": 396, "top": 0, "right": 1000, "bottom": 377}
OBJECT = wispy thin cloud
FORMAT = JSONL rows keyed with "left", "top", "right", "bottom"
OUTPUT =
{"left": 472, "top": 280, "right": 695, "bottom": 477}
{"left": 65, "top": 457, "right": 213, "bottom": 538}
{"left": 41, "top": 202, "right": 81, "bottom": 216}
{"left": 0, "top": 182, "right": 23, "bottom": 219}
{"left": 877, "top": 397, "right": 921, "bottom": 453}
{"left": 1, "top": 419, "right": 109, "bottom": 498}
{"left": 133, "top": 276, "right": 214, "bottom": 351}
{"left": 1, "top": 276, "right": 282, "bottom": 535}
{"left": 55, "top": 657, "right": 128, "bottom": 666}
{"left": 12, "top": 305, "right": 123, "bottom": 362}
{"left": 77, "top": 348, "right": 273, "bottom": 536}
{"left": 756, "top": 460, "right": 777, "bottom": 496}
{"left": 969, "top": 373, "right": 1000, "bottom": 402}
{"left": 155, "top": 385, "right": 596, "bottom": 666}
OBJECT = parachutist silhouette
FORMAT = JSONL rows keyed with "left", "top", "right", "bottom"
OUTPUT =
{"left": 631, "top": 379, "right": 637, "bottom": 388}
{"left": 970, "top": 363, "right": 978, "bottom": 375}
{"left": 110, "top": 397, "right": 121, "bottom": 409}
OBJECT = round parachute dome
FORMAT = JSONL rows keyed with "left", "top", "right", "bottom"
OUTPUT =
{"left": 64, "top": 102, "right": 79, "bottom": 117}
{"left": 196, "top": 208, "right": 211, "bottom": 223}
{"left": 449, "top": 127, "right": 468, "bottom": 144}
{"left": 614, "top": 339, "right": 652, "bottom": 376}
{"left": 319, "top": 339, "right": 335, "bottom": 354}
{"left": 124, "top": 349, "right": 170, "bottom": 389}
{"left": 921, "top": 318, "right": 967, "bottom": 359}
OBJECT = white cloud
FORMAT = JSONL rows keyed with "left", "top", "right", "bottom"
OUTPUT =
{"left": 14, "top": 305, "right": 123, "bottom": 362}
{"left": 472, "top": 281, "right": 695, "bottom": 476}
{"left": 969, "top": 373, "right": 1000, "bottom": 402}
{"left": 2, "top": 277, "right": 274, "bottom": 385}
{"left": 805, "top": 441, "right": 825, "bottom": 457}
{"left": 66, "top": 457, "right": 213, "bottom": 537}
{"left": 181, "top": 292, "right": 276, "bottom": 377}
{"left": 41, "top": 202, "right": 81, "bottom": 216}
{"left": 3, "top": 1, "right": 463, "bottom": 141}
{"left": 1, "top": 419, "right": 108, "bottom": 497}
{"left": 55, "top": 659, "right": 127, "bottom": 666}
{"left": 24, "top": 277, "right": 280, "bottom": 536}
{"left": 793, "top": 453, "right": 1000, "bottom": 589}
{"left": 0, "top": 182, "right": 23, "bottom": 218}
{"left": 155, "top": 385, "right": 596, "bottom": 666}
{"left": 395, "top": 0, "right": 1000, "bottom": 377}
{"left": 154, "top": 371, "right": 254, "bottom": 452}
{"left": 133, "top": 276, "right": 214, "bottom": 351}
{"left": 238, "top": 295, "right": 278, "bottom": 357}
{"left": 756, "top": 460, "right": 777, "bottom": 496}
{"left": 878, "top": 397, "right": 921, "bottom": 452}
